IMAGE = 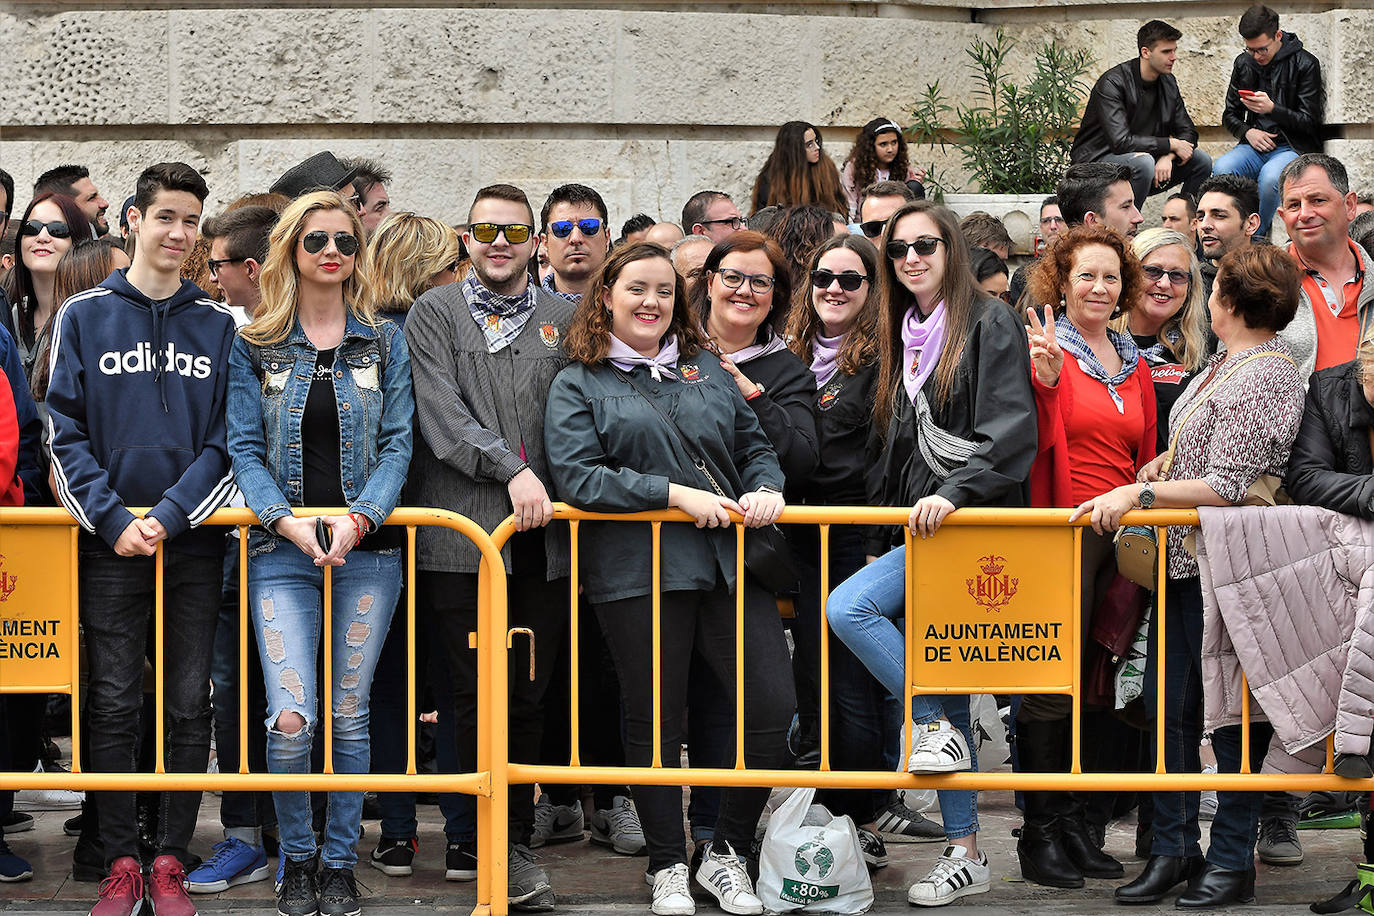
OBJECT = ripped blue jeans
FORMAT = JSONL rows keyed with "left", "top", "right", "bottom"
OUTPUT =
{"left": 249, "top": 543, "right": 401, "bottom": 868}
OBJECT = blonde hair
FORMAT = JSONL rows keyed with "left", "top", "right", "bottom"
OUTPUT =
{"left": 1114, "top": 228, "right": 1210, "bottom": 372}
{"left": 367, "top": 212, "right": 461, "bottom": 314}
{"left": 244, "top": 191, "right": 377, "bottom": 346}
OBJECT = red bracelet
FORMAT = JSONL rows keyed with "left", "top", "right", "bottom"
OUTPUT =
{"left": 745, "top": 388, "right": 763, "bottom": 401}
{"left": 348, "top": 512, "right": 370, "bottom": 541}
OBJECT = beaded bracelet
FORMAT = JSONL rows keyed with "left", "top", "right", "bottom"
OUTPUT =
{"left": 348, "top": 512, "right": 370, "bottom": 542}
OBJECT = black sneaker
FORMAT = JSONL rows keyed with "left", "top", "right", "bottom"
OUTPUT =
{"left": 63, "top": 812, "right": 82, "bottom": 837}
{"left": 445, "top": 842, "right": 477, "bottom": 882}
{"left": 1, "top": 812, "right": 33, "bottom": 834}
{"left": 368, "top": 836, "right": 416, "bottom": 877}
{"left": 277, "top": 856, "right": 319, "bottom": 916}
{"left": 858, "top": 827, "right": 889, "bottom": 869}
{"left": 318, "top": 866, "right": 361, "bottom": 916}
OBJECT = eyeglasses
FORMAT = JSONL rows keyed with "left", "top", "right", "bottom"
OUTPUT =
{"left": 469, "top": 222, "right": 534, "bottom": 244}
{"left": 698, "top": 216, "right": 747, "bottom": 231}
{"left": 715, "top": 267, "right": 775, "bottom": 294}
{"left": 20, "top": 219, "right": 72, "bottom": 239}
{"left": 207, "top": 257, "right": 248, "bottom": 277}
{"left": 301, "top": 231, "right": 360, "bottom": 256}
{"left": 548, "top": 218, "right": 603, "bottom": 239}
{"left": 810, "top": 269, "right": 868, "bottom": 292}
{"left": 1040, "top": 215, "right": 1066, "bottom": 227}
{"left": 858, "top": 220, "right": 886, "bottom": 239}
{"left": 1243, "top": 36, "right": 1279, "bottom": 56}
{"left": 1142, "top": 264, "right": 1191, "bottom": 287}
{"left": 885, "top": 237, "right": 942, "bottom": 259}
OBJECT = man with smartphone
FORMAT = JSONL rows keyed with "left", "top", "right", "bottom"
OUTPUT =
{"left": 1215, "top": 4, "right": 1325, "bottom": 241}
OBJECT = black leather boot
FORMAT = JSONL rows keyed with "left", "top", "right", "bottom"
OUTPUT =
{"left": 1015, "top": 718, "right": 1084, "bottom": 889}
{"left": 1175, "top": 862, "right": 1255, "bottom": 908}
{"left": 1115, "top": 854, "right": 1206, "bottom": 904}
{"left": 1063, "top": 793, "right": 1125, "bottom": 878}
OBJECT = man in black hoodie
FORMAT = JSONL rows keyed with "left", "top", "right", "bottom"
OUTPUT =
{"left": 1214, "top": 4, "right": 1325, "bottom": 240}
{"left": 1071, "top": 20, "right": 1213, "bottom": 210}
{"left": 48, "top": 162, "right": 238, "bottom": 916}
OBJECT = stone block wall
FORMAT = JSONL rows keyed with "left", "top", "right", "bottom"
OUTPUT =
{"left": 1, "top": 2, "right": 1369, "bottom": 227}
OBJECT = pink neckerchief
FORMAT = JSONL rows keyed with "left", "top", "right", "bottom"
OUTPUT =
{"left": 901, "top": 300, "right": 946, "bottom": 404}
{"left": 608, "top": 334, "right": 680, "bottom": 381}
{"left": 810, "top": 332, "right": 844, "bottom": 388}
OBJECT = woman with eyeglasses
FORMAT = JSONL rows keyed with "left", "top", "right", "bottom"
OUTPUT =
{"left": 1114, "top": 228, "right": 1212, "bottom": 452}
{"left": 840, "top": 118, "right": 926, "bottom": 221}
{"left": 226, "top": 190, "right": 413, "bottom": 916}
{"left": 970, "top": 247, "right": 1010, "bottom": 305}
{"left": 3, "top": 193, "right": 92, "bottom": 376}
{"left": 826, "top": 200, "right": 1037, "bottom": 907}
{"left": 750, "top": 121, "right": 847, "bottom": 217}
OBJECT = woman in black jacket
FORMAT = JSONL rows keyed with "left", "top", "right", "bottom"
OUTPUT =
{"left": 826, "top": 200, "right": 1038, "bottom": 907}
{"left": 545, "top": 243, "right": 792, "bottom": 916}
{"left": 1287, "top": 344, "right": 1374, "bottom": 516}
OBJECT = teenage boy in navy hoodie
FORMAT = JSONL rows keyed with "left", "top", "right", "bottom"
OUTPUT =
{"left": 47, "top": 162, "right": 238, "bottom": 916}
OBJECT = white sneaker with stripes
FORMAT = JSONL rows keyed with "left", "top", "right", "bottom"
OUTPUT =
{"left": 906, "top": 720, "right": 972, "bottom": 774}
{"left": 694, "top": 840, "right": 762, "bottom": 915}
{"left": 906, "top": 845, "right": 990, "bottom": 907}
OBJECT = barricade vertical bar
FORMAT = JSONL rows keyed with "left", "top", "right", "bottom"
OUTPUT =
{"left": 478, "top": 546, "right": 510, "bottom": 916}
{"left": 1155, "top": 525, "right": 1167, "bottom": 774}
{"left": 1326, "top": 735, "right": 1335, "bottom": 773}
{"left": 155, "top": 539, "right": 166, "bottom": 773}
{"left": 651, "top": 521, "right": 663, "bottom": 770}
{"left": 323, "top": 564, "right": 334, "bottom": 774}
{"left": 819, "top": 523, "right": 831, "bottom": 772}
{"left": 406, "top": 526, "right": 417, "bottom": 775}
{"left": 69, "top": 526, "right": 82, "bottom": 773}
{"left": 239, "top": 527, "right": 250, "bottom": 773}
{"left": 1240, "top": 673, "right": 1252, "bottom": 774}
{"left": 903, "top": 527, "right": 914, "bottom": 768}
{"left": 735, "top": 523, "right": 745, "bottom": 770}
{"left": 568, "top": 519, "right": 581, "bottom": 767}
{"left": 1071, "top": 526, "right": 1082, "bottom": 774}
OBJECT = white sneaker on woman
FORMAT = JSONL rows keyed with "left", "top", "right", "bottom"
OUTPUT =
{"left": 907, "top": 845, "right": 990, "bottom": 906}
{"left": 906, "top": 721, "right": 971, "bottom": 773}
{"left": 651, "top": 863, "right": 695, "bottom": 916}
{"left": 694, "top": 841, "right": 762, "bottom": 915}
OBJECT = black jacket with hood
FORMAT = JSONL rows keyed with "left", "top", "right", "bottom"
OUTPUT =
{"left": 1222, "top": 31, "right": 1325, "bottom": 155}
{"left": 1071, "top": 59, "right": 1199, "bottom": 164}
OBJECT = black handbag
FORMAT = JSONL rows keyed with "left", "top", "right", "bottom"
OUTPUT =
{"left": 612, "top": 367, "right": 799, "bottom": 594}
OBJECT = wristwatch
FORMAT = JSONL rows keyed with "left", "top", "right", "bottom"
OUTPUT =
{"left": 1138, "top": 481, "right": 1156, "bottom": 509}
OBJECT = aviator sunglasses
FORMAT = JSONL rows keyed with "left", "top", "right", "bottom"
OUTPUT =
{"left": 810, "top": 269, "right": 868, "bottom": 292}
{"left": 469, "top": 222, "right": 534, "bottom": 244}
{"left": 548, "top": 218, "right": 603, "bottom": 239}
{"left": 885, "top": 237, "right": 942, "bottom": 260}
{"left": 302, "top": 231, "right": 360, "bottom": 256}
{"left": 20, "top": 219, "right": 72, "bottom": 239}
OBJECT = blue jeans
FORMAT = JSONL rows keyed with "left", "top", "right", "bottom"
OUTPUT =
{"left": 249, "top": 545, "right": 401, "bottom": 868}
{"left": 1208, "top": 722, "right": 1271, "bottom": 870}
{"left": 826, "top": 545, "right": 978, "bottom": 839}
{"left": 1213, "top": 143, "right": 1298, "bottom": 239}
{"left": 1145, "top": 576, "right": 1203, "bottom": 858}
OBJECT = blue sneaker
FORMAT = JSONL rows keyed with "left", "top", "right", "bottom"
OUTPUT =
{"left": 0, "top": 839, "right": 33, "bottom": 882}
{"left": 186, "top": 837, "right": 270, "bottom": 893}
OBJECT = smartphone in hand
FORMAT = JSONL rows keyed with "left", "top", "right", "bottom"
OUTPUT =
{"left": 315, "top": 517, "right": 332, "bottom": 552}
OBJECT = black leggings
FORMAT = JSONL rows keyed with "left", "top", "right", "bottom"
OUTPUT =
{"left": 594, "top": 577, "right": 795, "bottom": 873}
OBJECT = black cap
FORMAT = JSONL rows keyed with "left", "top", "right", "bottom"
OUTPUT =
{"left": 119, "top": 195, "right": 136, "bottom": 231}
{"left": 269, "top": 151, "right": 358, "bottom": 199}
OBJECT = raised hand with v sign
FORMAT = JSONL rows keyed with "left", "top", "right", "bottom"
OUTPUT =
{"left": 1026, "top": 304, "right": 1065, "bottom": 387}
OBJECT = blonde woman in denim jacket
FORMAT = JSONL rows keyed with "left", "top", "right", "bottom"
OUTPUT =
{"left": 226, "top": 191, "right": 413, "bottom": 916}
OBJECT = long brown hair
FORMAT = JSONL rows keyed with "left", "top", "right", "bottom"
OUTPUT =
{"left": 873, "top": 201, "right": 980, "bottom": 435}
{"left": 34, "top": 239, "right": 126, "bottom": 400}
{"left": 751, "top": 121, "right": 846, "bottom": 216}
{"left": 688, "top": 231, "right": 793, "bottom": 348}
{"left": 563, "top": 243, "right": 705, "bottom": 365}
{"left": 844, "top": 120, "right": 912, "bottom": 197}
{"left": 785, "top": 234, "right": 881, "bottom": 375}
{"left": 3, "top": 192, "right": 90, "bottom": 348}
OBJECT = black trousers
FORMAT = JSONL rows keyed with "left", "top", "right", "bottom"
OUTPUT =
{"left": 594, "top": 577, "right": 795, "bottom": 873}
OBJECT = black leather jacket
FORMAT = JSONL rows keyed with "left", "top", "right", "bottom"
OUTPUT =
{"left": 1222, "top": 32, "right": 1324, "bottom": 155}
{"left": 1071, "top": 59, "right": 1198, "bottom": 163}
{"left": 1286, "top": 360, "right": 1374, "bottom": 518}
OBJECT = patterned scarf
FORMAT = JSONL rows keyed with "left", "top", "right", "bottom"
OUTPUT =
{"left": 463, "top": 271, "right": 537, "bottom": 354}
{"left": 1055, "top": 314, "right": 1139, "bottom": 414}
{"left": 1137, "top": 326, "right": 1183, "bottom": 365}
{"left": 810, "top": 332, "right": 844, "bottom": 388}
{"left": 608, "top": 334, "right": 679, "bottom": 381}
{"left": 901, "top": 301, "right": 946, "bottom": 405}
{"left": 542, "top": 272, "right": 581, "bottom": 304}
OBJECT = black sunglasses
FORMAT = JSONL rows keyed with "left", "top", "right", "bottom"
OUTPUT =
{"left": 810, "top": 269, "right": 868, "bottom": 292}
{"left": 207, "top": 257, "right": 248, "bottom": 276}
{"left": 469, "top": 222, "right": 533, "bottom": 244}
{"left": 858, "top": 220, "right": 886, "bottom": 239}
{"left": 20, "top": 219, "right": 72, "bottom": 239}
{"left": 885, "top": 237, "right": 942, "bottom": 259}
{"left": 301, "top": 231, "right": 359, "bottom": 256}
{"left": 548, "top": 218, "right": 603, "bottom": 239}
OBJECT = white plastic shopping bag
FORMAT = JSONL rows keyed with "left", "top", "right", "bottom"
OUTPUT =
{"left": 757, "top": 787, "right": 873, "bottom": 914}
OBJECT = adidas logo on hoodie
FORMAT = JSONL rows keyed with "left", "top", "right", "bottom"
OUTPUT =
{"left": 98, "top": 341, "right": 212, "bottom": 379}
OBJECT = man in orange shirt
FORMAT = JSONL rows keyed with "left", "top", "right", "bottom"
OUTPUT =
{"left": 1277, "top": 153, "right": 1374, "bottom": 377}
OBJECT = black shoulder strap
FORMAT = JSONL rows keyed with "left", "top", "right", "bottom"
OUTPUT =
{"left": 612, "top": 366, "right": 735, "bottom": 500}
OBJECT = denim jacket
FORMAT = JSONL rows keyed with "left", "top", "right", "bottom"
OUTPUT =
{"left": 226, "top": 312, "right": 413, "bottom": 554}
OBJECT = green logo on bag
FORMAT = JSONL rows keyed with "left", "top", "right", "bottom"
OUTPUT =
{"left": 794, "top": 841, "right": 835, "bottom": 879}
{"left": 780, "top": 877, "right": 840, "bottom": 904}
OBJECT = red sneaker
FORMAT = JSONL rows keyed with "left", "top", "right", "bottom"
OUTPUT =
{"left": 147, "top": 855, "right": 196, "bottom": 916}
{"left": 90, "top": 856, "right": 143, "bottom": 916}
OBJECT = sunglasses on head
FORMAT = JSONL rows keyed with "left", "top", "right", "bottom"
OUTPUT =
{"left": 301, "top": 231, "right": 359, "bottom": 256}
{"left": 20, "top": 219, "right": 72, "bottom": 239}
{"left": 548, "top": 218, "right": 603, "bottom": 239}
{"left": 885, "top": 237, "right": 942, "bottom": 260}
{"left": 469, "top": 222, "right": 533, "bottom": 244}
{"left": 810, "top": 269, "right": 868, "bottom": 292}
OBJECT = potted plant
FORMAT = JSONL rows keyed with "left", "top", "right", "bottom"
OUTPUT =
{"left": 908, "top": 29, "right": 1094, "bottom": 253}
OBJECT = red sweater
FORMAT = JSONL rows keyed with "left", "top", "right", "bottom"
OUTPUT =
{"left": 0, "top": 365, "right": 20, "bottom": 507}
{"left": 1030, "top": 354, "right": 1157, "bottom": 508}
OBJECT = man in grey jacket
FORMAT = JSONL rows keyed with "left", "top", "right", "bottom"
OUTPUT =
{"left": 404, "top": 184, "right": 574, "bottom": 912}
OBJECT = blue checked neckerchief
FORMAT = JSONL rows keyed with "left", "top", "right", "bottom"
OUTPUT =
{"left": 1137, "top": 326, "right": 1182, "bottom": 366}
{"left": 463, "top": 271, "right": 537, "bottom": 354}
{"left": 1055, "top": 314, "right": 1139, "bottom": 414}
{"left": 541, "top": 273, "right": 581, "bottom": 304}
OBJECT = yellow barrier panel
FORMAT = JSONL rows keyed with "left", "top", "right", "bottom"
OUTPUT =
{"left": 0, "top": 525, "right": 77, "bottom": 693}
